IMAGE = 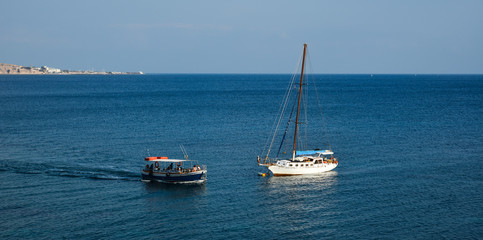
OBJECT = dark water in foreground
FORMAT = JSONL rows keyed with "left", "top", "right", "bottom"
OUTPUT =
{"left": 0, "top": 74, "right": 482, "bottom": 239}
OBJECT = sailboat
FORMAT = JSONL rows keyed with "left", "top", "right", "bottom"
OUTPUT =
{"left": 258, "top": 44, "right": 338, "bottom": 176}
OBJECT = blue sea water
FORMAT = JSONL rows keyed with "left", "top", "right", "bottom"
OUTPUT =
{"left": 0, "top": 74, "right": 482, "bottom": 239}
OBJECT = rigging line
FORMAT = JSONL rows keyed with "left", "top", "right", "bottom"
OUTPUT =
{"left": 265, "top": 73, "right": 295, "bottom": 154}
{"left": 297, "top": 75, "right": 308, "bottom": 151}
{"left": 307, "top": 50, "right": 332, "bottom": 149}
{"left": 276, "top": 94, "right": 297, "bottom": 158}
{"left": 262, "top": 50, "right": 304, "bottom": 159}
{"left": 295, "top": 50, "right": 310, "bottom": 151}
{"left": 266, "top": 72, "right": 296, "bottom": 159}
{"left": 304, "top": 51, "right": 311, "bottom": 150}
{"left": 261, "top": 69, "right": 296, "bottom": 157}
{"left": 303, "top": 66, "right": 309, "bottom": 150}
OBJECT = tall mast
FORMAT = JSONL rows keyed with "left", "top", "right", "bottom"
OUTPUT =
{"left": 293, "top": 43, "right": 307, "bottom": 160}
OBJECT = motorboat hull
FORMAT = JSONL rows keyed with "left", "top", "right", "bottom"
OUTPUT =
{"left": 141, "top": 170, "right": 207, "bottom": 183}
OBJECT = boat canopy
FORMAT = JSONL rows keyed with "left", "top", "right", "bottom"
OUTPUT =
{"left": 296, "top": 150, "right": 334, "bottom": 156}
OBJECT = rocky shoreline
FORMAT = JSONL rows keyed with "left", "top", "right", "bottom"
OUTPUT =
{"left": 0, "top": 63, "right": 143, "bottom": 75}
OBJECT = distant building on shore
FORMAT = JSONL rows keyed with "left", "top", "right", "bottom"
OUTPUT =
{"left": 0, "top": 63, "right": 142, "bottom": 75}
{"left": 40, "top": 66, "right": 62, "bottom": 74}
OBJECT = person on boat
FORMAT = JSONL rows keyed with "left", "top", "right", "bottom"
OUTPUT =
{"left": 167, "top": 163, "right": 173, "bottom": 171}
{"left": 192, "top": 165, "right": 197, "bottom": 172}
{"left": 196, "top": 165, "right": 200, "bottom": 170}
{"left": 148, "top": 165, "right": 154, "bottom": 177}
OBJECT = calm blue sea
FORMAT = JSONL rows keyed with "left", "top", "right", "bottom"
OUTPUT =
{"left": 0, "top": 74, "right": 482, "bottom": 239}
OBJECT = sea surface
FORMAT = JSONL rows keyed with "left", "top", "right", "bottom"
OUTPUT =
{"left": 0, "top": 74, "right": 482, "bottom": 239}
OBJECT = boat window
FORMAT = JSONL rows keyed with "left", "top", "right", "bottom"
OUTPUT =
{"left": 310, "top": 164, "right": 313, "bottom": 166}
{"left": 289, "top": 164, "right": 293, "bottom": 167}
{"left": 295, "top": 164, "right": 298, "bottom": 167}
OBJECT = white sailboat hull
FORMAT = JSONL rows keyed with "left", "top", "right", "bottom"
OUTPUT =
{"left": 268, "top": 162, "right": 337, "bottom": 176}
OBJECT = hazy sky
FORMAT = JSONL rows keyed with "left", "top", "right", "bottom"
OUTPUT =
{"left": 1, "top": 0, "right": 482, "bottom": 73}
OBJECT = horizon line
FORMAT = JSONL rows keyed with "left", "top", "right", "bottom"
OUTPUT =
{"left": 140, "top": 73, "right": 483, "bottom": 75}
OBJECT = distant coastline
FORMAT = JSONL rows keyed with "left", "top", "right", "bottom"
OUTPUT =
{"left": 0, "top": 63, "right": 143, "bottom": 75}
